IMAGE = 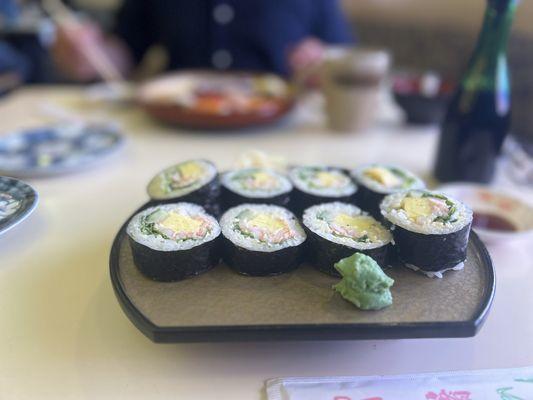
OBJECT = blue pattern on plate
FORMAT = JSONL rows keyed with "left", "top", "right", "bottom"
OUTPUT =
{"left": 0, "top": 123, "right": 124, "bottom": 177}
{"left": 0, "top": 176, "right": 38, "bottom": 235}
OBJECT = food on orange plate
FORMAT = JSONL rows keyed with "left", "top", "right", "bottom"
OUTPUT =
{"left": 142, "top": 73, "right": 289, "bottom": 116}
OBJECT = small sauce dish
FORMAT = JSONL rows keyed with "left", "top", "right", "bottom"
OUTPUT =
{"left": 437, "top": 183, "right": 533, "bottom": 245}
{"left": 392, "top": 71, "right": 454, "bottom": 125}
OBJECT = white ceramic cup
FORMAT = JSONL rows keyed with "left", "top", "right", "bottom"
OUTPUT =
{"left": 321, "top": 47, "right": 391, "bottom": 132}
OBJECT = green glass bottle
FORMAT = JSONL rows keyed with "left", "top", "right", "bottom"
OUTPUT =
{"left": 434, "top": 0, "right": 519, "bottom": 183}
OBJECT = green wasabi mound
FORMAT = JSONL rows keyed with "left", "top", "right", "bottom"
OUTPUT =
{"left": 333, "top": 253, "right": 394, "bottom": 310}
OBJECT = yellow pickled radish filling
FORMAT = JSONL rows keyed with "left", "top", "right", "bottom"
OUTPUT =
{"left": 157, "top": 212, "right": 208, "bottom": 240}
{"left": 244, "top": 171, "right": 278, "bottom": 189}
{"left": 316, "top": 171, "right": 343, "bottom": 188}
{"left": 293, "top": 167, "right": 354, "bottom": 195}
{"left": 160, "top": 212, "right": 203, "bottom": 232}
{"left": 179, "top": 161, "right": 203, "bottom": 179}
{"left": 364, "top": 167, "right": 402, "bottom": 188}
{"left": 401, "top": 196, "right": 450, "bottom": 222}
{"left": 239, "top": 213, "right": 294, "bottom": 244}
{"left": 402, "top": 197, "right": 433, "bottom": 218}
{"left": 171, "top": 161, "right": 205, "bottom": 187}
{"left": 249, "top": 214, "right": 286, "bottom": 230}
{"left": 336, "top": 214, "right": 375, "bottom": 229}
{"left": 330, "top": 213, "right": 380, "bottom": 241}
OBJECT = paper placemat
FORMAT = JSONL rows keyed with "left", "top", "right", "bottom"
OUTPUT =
{"left": 266, "top": 367, "right": 533, "bottom": 400}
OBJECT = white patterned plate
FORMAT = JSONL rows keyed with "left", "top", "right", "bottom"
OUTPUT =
{"left": 0, "top": 176, "right": 38, "bottom": 235}
{"left": 0, "top": 122, "right": 125, "bottom": 178}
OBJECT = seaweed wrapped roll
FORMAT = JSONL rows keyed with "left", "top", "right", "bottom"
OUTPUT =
{"left": 380, "top": 190, "right": 473, "bottom": 278}
{"left": 127, "top": 203, "right": 221, "bottom": 281}
{"left": 220, "top": 204, "right": 306, "bottom": 276}
{"left": 147, "top": 159, "right": 220, "bottom": 216}
{"left": 289, "top": 166, "right": 357, "bottom": 216}
{"left": 303, "top": 202, "right": 392, "bottom": 277}
{"left": 351, "top": 164, "right": 424, "bottom": 218}
{"left": 220, "top": 168, "right": 292, "bottom": 210}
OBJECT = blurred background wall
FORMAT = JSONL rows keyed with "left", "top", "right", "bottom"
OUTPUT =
{"left": 340, "top": 0, "right": 533, "bottom": 143}
{"left": 341, "top": 0, "right": 533, "bottom": 37}
{"left": 74, "top": 0, "right": 533, "bottom": 36}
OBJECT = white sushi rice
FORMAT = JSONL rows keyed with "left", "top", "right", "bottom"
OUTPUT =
{"left": 351, "top": 163, "right": 425, "bottom": 194}
{"left": 380, "top": 190, "right": 473, "bottom": 235}
{"left": 303, "top": 202, "right": 392, "bottom": 250}
{"left": 147, "top": 159, "right": 217, "bottom": 200}
{"left": 405, "top": 262, "right": 465, "bottom": 279}
{"left": 127, "top": 203, "right": 220, "bottom": 251}
{"left": 220, "top": 204, "right": 306, "bottom": 252}
{"left": 289, "top": 166, "right": 356, "bottom": 197}
{"left": 221, "top": 168, "right": 292, "bottom": 198}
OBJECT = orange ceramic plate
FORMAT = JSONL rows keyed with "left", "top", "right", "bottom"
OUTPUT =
{"left": 137, "top": 71, "right": 295, "bottom": 129}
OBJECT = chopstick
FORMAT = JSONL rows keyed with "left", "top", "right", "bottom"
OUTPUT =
{"left": 42, "top": 0, "right": 123, "bottom": 83}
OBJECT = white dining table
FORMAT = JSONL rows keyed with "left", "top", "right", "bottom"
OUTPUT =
{"left": 0, "top": 87, "right": 532, "bottom": 400}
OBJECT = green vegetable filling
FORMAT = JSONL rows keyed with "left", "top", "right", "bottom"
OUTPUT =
{"left": 162, "top": 173, "right": 198, "bottom": 193}
{"left": 421, "top": 192, "right": 458, "bottom": 224}
{"left": 389, "top": 167, "right": 416, "bottom": 188}
{"left": 316, "top": 211, "right": 372, "bottom": 243}
{"left": 140, "top": 211, "right": 170, "bottom": 239}
{"left": 139, "top": 210, "right": 209, "bottom": 242}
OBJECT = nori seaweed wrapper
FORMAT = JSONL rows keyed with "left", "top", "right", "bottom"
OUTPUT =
{"left": 129, "top": 236, "right": 221, "bottom": 282}
{"left": 148, "top": 176, "right": 221, "bottom": 217}
{"left": 290, "top": 188, "right": 357, "bottom": 217}
{"left": 201, "top": 200, "right": 221, "bottom": 219}
{"left": 304, "top": 228, "right": 391, "bottom": 277}
{"left": 391, "top": 222, "right": 472, "bottom": 271}
{"left": 221, "top": 185, "right": 291, "bottom": 211}
{"left": 221, "top": 236, "right": 304, "bottom": 276}
{"left": 356, "top": 184, "right": 386, "bottom": 220}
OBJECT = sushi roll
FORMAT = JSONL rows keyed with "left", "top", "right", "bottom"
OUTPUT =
{"left": 289, "top": 166, "right": 357, "bottom": 216}
{"left": 351, "top": 164, "right": 424, "bottom": 218}
{"left": 220, "top": 204, "right": 306, "bottom": 276}
{"left": 147, "top": 159, "right": 220, "bottom": 216}
{"left": 127, "top": 203, "right": 221, "bottom": 281}
{"left": 220, "top": 168, "right": 292, "bottom": 210}
{"left": 303, "top": 202, "right": 393, "bottom": 277}
{"left": 380, "top": 190, "right": 473, "bottom": 278}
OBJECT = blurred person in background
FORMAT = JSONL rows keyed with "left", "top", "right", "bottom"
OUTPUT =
{"left": 0, "top": 0, "right": 55, "bottom": 87}
{"left": 0, "top": 41, "right": 30, "bottom": 92}
{"left": 0, "top": 0, "right": 28, "bottom": 91}
{"left": 51, "top": 0, "right": 354, "bottom": 81}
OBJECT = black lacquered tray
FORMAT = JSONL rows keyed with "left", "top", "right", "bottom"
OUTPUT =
{"left": 110, "top": 204, "right": 495, "bottom": 343}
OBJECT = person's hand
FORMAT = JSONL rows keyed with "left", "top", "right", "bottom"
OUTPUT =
{"left": 288, "top": 37, "right": 325, "bottom": 88}
{"left": 51, "top": 20, "right": 107, "bottom": 81}
{"left": 0, "top": 71, "right": 22, "bottom": 96}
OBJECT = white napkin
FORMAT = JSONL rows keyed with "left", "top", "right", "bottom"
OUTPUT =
{"left": 266, "top": 367, "right": 533, "bottom": 400}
